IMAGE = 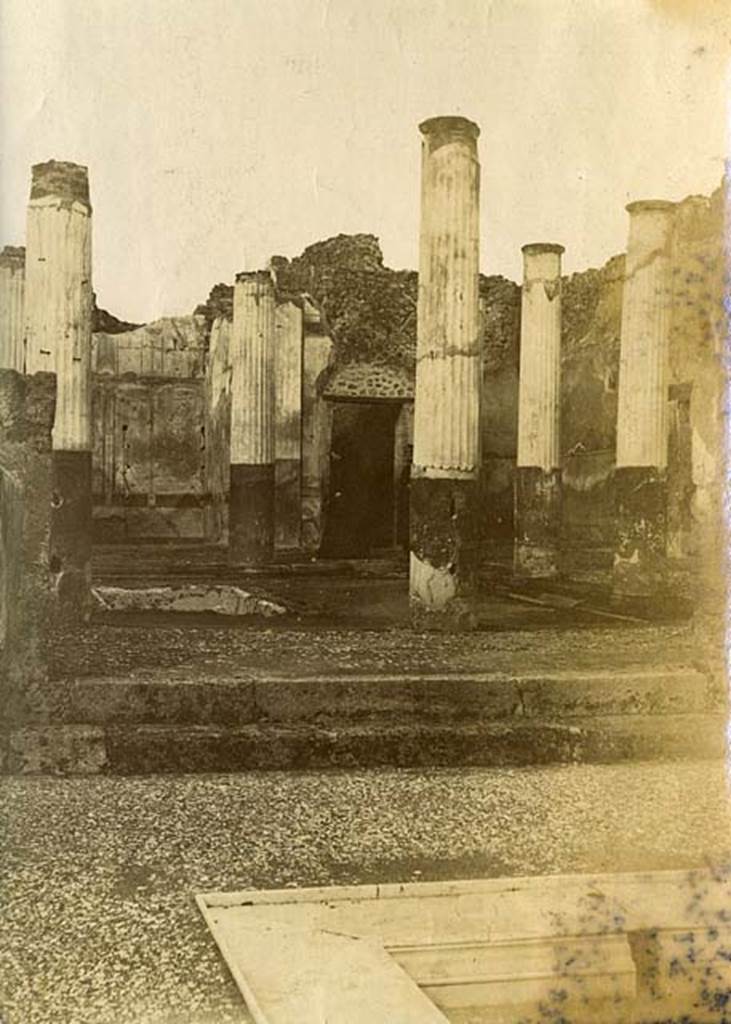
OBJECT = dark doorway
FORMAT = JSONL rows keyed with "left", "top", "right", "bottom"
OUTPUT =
{"left": 321, "top": 402, "right": 401, "bottom": 558}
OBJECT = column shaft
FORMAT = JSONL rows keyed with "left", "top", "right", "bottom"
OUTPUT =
{"left": 0, "top": 247, "right": 25, "bottom": 372}
{"left": 410, "top": 115, "right": 481, "bottom": 620}
{"left": 613, "top": 200, "right": 675, "bottom": 600}
{"left": 274, "top": 300, "right": 303, "bottom": 550}
{"left": 24, "top": 161, "right": 93, "bottom": 619}
{"left": 514, "top": 243, "right": 564, "bottom": 577}
{"left": 229, "top": 271, "right": 275, "bottom": 563}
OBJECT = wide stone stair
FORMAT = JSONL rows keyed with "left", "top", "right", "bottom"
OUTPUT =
{"left": 4, "top": 662, "right": 726, "bottom": 775}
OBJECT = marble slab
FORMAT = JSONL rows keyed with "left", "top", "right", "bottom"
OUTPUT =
{"left": 199, "top": 867, "right": 731, "bottom": 1023}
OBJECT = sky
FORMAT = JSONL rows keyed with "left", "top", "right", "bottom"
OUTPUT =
{"left": 0, "top": 0, "right": 729, "bottom": 323}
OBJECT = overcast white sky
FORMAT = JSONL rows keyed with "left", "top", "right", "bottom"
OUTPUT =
{"left": 0, "top": 0, "right": 729, "bottom": 323}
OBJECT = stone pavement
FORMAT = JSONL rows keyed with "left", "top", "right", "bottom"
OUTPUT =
{"left": 2, "top": 760, "right": 730, "bottom": 1024}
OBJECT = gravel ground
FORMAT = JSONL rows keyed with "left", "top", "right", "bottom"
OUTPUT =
{"left": 1, "top": 760, "right": 729, "bottom": 1024}
{"left": 49, "top": 619, "right": 698, "bottom": 681}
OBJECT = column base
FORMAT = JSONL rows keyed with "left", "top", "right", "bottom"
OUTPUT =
{"left": 274, "top": 458, "right": 302, "bottom": 551}
{"left": 409, "top": 475, "right": 479, "bottom": 629}
{"left": 229, "top": 463, "right": 275, "bottom": 565}
{"left": 50, "top": 449, "right": 92, "bottom": 621}
{"left": 513, "top": 466, "right": 561, "bottom": 578}
{"left": 612, "top": 466, "right": 668, "bottom": 602}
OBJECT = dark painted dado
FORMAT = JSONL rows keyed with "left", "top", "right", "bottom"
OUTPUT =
{"left": 229, "top": 463, "right": 275, "bottom": 564}
{"left": 50, "top": 450, "right": 93, "bottom": 619}
{"left": 410, "top": 475, "right": 480, "bottom": 627}
{"left": 514, "top": 466, "right": 562, "bottom": 578}
{"left": 613, "top": 466, "right": 668, "bottom": 601}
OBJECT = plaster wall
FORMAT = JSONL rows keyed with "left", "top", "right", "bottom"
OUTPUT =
{"left": 91, "top": 316, "right": 211, "bottom": 541}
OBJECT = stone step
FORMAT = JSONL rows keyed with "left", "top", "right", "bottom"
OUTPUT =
{"left": 3, "top": 713, "right": 725, "bottom": 775}
{"left": 27, "top": 667, "right": 723, "bottom": 726}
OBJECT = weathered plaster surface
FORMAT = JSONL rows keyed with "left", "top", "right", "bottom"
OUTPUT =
{"left": 91, "top": 316, "right": 211, "bottom": 541}
{"left": 0, "top": 246, "right": 25, "bottom": 372}
{"left": 93, "top": 315, "right": 207, "bottom": 378}
{"left": 0, "top": 370, "right": 56, "bottom": 720}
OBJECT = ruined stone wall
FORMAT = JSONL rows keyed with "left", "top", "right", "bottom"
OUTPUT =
{"left": 272, "top": 234, "right": 417, "bottom": 370}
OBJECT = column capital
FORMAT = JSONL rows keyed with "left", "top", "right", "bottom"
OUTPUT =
{"left": 625, "top": 199, "right": 675, "bottom": 216}
{"left": 0, "top": 245, "right": 25, "bottom": 269}
{"left": 521, "top": 242, "right": 565, "bottom": 257}
{"left": 235, "top": 270, "right": 274, "bottom": 287}
{"left": 30, "top": 161, "right": 91, "bottom": 211}
{"left": 419, "top": 115, "right": 480, "bottom": 152}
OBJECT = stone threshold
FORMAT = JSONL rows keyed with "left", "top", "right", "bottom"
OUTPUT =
{"left": 197, "top": 866, "right": 731, "bottom": 1023}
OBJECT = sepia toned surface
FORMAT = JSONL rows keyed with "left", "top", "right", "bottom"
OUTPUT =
{"left": 2, "top": 762, "right": 731, "bottom": 1023}
{"left": 1, "top": 0, "right": 730, "bottom": 1021}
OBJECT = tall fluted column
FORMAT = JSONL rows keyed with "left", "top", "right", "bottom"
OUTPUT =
{"left": 613, "top": 200, "right": 675, "bottom": 601}
{"left": 24, "top": 161, "right": 93, "bottom": 618}
{"left": 410, "top": 115, "right": 481, "bottom": 622}
{"left": 514, "top": 243, "right": 564, "bottom": 577}
{"left": 229, "top": 271, "right": 275, "bottom": 563}
{"left": 0, "top": 247, "right": 25, "bottom": 371}
{"left": 274, "top": 299, "right": 303, "bottom": 551}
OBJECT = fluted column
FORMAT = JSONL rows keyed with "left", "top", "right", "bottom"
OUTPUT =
{"left": 514, "top": 243, "right": 564, "bottom": 577}
{"left": 229, "top": 270, "right": 275, "bottom": 563}
{"left": 24, "top": 161, "right": 93, "bottom": 619}
{"left": 613, "top": 200, "right": 675, "bottom": 600}
{"left": 274, "top": 299, "right": 303, "bottom": 551}
{"left": 0, "top": 247, "right": 25, "bottom": 371}
{"left": 410, "top": 115, "right": 481, "bottom": 621}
